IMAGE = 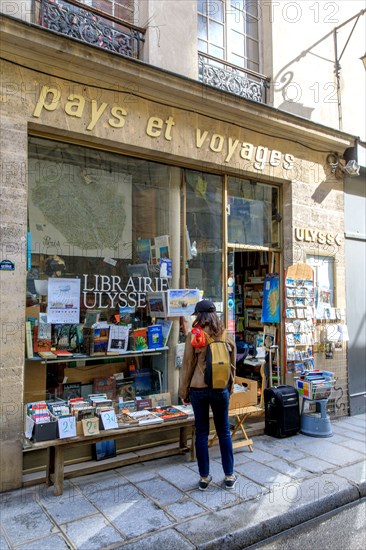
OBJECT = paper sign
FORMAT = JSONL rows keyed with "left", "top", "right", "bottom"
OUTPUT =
{"left": 58, "top": 415, "right": 77, "bottom": 439}
{"left": 25, "top": 415, "right": 35, "bottom": 439}
{"left": 82, "top": 417, "right": 100, "bottom": 436}
{"left": 100, "top": 409, "right": 118, "bottom": 430}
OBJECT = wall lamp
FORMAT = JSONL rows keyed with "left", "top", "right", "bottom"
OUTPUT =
{"left": 326, "top": 151, "right": 360, "bottom": 178}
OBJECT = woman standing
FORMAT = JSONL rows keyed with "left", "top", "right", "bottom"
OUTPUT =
{"left": 179, "top": 300, "right": 237, "bottom": 491}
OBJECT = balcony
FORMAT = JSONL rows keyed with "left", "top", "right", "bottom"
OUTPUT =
{"left": 199, "top": 53, "right": 269, "bottom": 104}
{"left": 33, "top": 0, "right": 145, "bottom": 59}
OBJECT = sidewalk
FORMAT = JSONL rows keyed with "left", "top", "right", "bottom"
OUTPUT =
{"left": 1, "top": 413, "right": 365, "bottom": 550}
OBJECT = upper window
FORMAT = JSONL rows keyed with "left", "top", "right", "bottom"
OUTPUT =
{"left": 197, "top": 0, "right": 260, "bottom": 72}
{"left": 81, "top": 0, "right": 135, "bottom": 23}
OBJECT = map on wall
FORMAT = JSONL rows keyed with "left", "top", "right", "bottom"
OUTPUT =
{"left": 28, "top": 159, "right": 132, "bottom": 259}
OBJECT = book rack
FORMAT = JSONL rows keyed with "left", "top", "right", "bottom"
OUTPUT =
{"left": 23, "top": 416, "right": 196, "bottom": 496}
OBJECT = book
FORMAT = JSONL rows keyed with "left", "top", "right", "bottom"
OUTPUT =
{"left": 147, "top": 325, "right": 163, "bottom": 349}
{"left": 83, "top": 325, "right": 110, "bottom": 355}
{"left": 25, "top": 321, "right": 34, "bottom": 359}
{"left": 75, "top": 407, "right": 95, "bottom": 421}
{"left": 118, "top": 400, "right": 137, "bottom": 412}
{"left": 147, "top": 292, "right": 167, "bottom": 318}
{"left": 108, "top": 324, "right": 129, "bottom": 353}
{"left": 93, "top": 376, "right": 116, "bottom": 399}
{"left": 37, "top": 351, "right": 57, "bottom": 359}
{"left": 136, "top": 238, "right": 151, "bottom": 263}
{"left": 119, "top": 306, "right": 135, "bottom": 326}
{"left": 84, "top": 310, "right": 101, "bottom": 327}
{"left": 136, "top": 397, "right": 152, "bottom": 410}
{"left": 133, "top": 328, "right": 148, "bottom": 351}
{"left": 148, "top": 406, "right": 189, "bottom": 422}
{"left": 154, "top": 235, "right": 170, "bottom": 259}
{"left": 34, "top": 319, "right": 52, "bottom": 353}
{"left": 115, "top": 377, "right": 136, "bottom": 402}
{"left": 53, "top": 349, "right": 73, "bottom": 357}
{"left": 156, "top": 319, "right": 173, "bottom": 346}
{"left": 128, "top": 410, "right": 163, "bottom": 425}
{"left": 116, "top": 412, "right": 139, "bottom": 428}
{"left": 51, "top": 324, "right": 79, "bottom": 351}
{"left": 61, "top": 382, "right": 82, "bottom": 400}
{"left": 159, "top": 258, "right": 172, "bottom": 278}
{"left": 175, "top": 343, "right": 185, "bottom": 368}
{"left": 148, "top": 392, "right": 171, "bottom": 407}
{"left": 131, "top": 369, "right": 152, "bottom": 395}
{"left": 174, "top": 404, "right": 194, "bottom": 417}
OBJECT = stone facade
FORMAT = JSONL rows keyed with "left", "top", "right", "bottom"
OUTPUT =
{"left": 0, "top": 13, "right": 356, "bottom": 490}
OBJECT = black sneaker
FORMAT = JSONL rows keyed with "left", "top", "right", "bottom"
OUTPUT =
{"left": 224, "top": 474, "right": 237, "bottom": 490}
{"left": 198, "top": 475, "right": 212, "bottom": 491}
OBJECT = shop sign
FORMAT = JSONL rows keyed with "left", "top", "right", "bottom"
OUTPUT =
{"left": 0, "top": 259, "right": 15, "bottom": 271}
{"left": 294, "top": 227, "right": 342, "bottom": 246}
{"left": 82, "top": 274, "right": 169, "bottom": 309}
{"left": 32, "top": 85, "right": 295, "bottom": 173}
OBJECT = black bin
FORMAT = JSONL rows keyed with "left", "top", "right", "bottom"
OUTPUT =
{"left": 264, "top": 385, "right": 300, "bottom": 438}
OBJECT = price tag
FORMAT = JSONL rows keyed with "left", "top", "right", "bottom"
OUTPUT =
{"left": 100, "top": 409, "right": 118, "bottom": 430}
{"left": 58, "top": 415, "right": 77, "bottom": 439}
{"left": 82, "top": 417, "right": 100, "bottom": 436}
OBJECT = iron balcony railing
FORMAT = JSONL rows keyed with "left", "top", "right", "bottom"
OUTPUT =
{"left": 33, "top": 0, "right": 145, "bottom": 59}
{"left": 199, "top": 53, "right": 269, "bottom": 104}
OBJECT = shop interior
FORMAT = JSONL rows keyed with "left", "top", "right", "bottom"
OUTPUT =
{"left": 229, "top": 249, "right": 281, "bottom": 401}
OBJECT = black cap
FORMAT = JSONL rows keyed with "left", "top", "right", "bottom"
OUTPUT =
{"left": 193, "top": 300, "right": 216, "bottom": 314}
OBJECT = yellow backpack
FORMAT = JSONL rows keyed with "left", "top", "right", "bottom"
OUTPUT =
{"left": 202, "top": 331, "right": 231, "bottom": 389}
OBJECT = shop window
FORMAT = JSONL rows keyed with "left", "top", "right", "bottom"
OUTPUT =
{"left": 227, "top": 178, "right": 280, "bottom": 247}
{"left": 306, "top": 254, "right": 335, "bottom": 319}
{"left": 27, "top": 136, "right": 181, "bottom": 400}
{"left": 184, "top": 170, "right": 223, "bottom": 311}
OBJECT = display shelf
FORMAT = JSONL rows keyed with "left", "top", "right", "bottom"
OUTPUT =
{"left": 284, "top": 264, "right": 315, "bottom": 375}
{"left": 28, "top": 347, "right": 169, "bottom": 365}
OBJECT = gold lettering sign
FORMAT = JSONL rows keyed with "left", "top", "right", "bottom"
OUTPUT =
{"left": 32, "top": 85, "right": 294, "bottom": 172}
{"left": 294, "top": 228, "right": 342, "bottom": 246}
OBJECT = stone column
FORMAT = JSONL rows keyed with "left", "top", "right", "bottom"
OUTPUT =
{"left": 0, "top": 79, "right": 28, "bottom": 490}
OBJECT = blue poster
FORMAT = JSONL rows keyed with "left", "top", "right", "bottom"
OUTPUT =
{"left": 261, "top": 275, "right": 280, "bottom": 323}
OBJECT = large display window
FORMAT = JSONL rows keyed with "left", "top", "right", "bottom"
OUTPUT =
{"left": 25, "top": 135, "right": 283, "bottom": 423}
{"left": 26, "top": 136, "right": 183, "bottom": 406}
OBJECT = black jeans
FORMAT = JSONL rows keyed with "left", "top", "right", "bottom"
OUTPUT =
{"left": 190, "top": 387, "right": 234, "bottom": 478}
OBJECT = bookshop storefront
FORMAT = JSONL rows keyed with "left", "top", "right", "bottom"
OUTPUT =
{"left": 1, "top": 50, "right": 354, "bottom": 488}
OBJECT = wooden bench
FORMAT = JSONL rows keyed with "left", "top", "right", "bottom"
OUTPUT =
{"left": 23, "top": 417, "right": 196, "bottom": 496}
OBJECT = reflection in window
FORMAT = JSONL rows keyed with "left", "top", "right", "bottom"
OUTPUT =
{"left": 307, "top": 254, "right": 335, "bottom": 319}
{"left": 184, "top": 170, "right": 223, "bottom": 306}
{"left": 227, "top": 178, "right": 280, "bottom": 247}
{"left": 28, "top": 136, "right": 181, "bottom": 322}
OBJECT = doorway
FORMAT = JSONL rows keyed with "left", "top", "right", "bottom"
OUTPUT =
{"left": 227, "top": 248, "right": 282, "bottom": 391}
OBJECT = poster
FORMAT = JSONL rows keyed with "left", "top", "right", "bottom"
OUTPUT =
{"left": 261, "top": 275, "right": 280, "bottom": 323}
{"left": 47, "top": 278, "right": 81, "bottom": 323}
{"left": 167, "top": 289, "right": 200, "bottom": 317}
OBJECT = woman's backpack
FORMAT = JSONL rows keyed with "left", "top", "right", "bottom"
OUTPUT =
{"left": 202, "top": 331, "right": 231, "bottom": 389}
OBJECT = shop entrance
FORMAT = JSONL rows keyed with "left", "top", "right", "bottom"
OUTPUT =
{"left": 227, "top": 249, "right": 282, "bottom": 394}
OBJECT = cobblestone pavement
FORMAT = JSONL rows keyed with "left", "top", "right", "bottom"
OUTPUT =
{"left": 1, "top": 414, "right": 365, "bottom": 549}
